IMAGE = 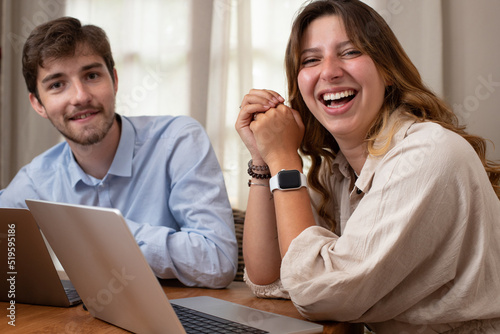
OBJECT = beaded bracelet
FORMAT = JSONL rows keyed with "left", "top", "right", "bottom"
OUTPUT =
{"left": 247, "top": 179, "right": 268, "bottom": 187}
{"left": 247, "top": 168, "right": 271, "bottom": 179}
{"left": 248, "top": 159, "right": 269, "bottom": 172}
{"left": 247, "top": 159, "right": 271, "bottom": 179}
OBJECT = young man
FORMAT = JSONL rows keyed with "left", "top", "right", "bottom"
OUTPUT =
{"left": 0, "top": 17, "right": 237, "bottom": 288}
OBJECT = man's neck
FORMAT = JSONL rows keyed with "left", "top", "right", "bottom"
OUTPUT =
{"left": 69, "top": 119, "right": 121, "bottom": 180}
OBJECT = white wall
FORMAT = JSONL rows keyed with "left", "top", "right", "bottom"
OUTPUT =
{"left": 443, "top": 0, "right": 500, "bottom": 161}
{"left": 368, "top": 0, "right": 500, "bottom": 161}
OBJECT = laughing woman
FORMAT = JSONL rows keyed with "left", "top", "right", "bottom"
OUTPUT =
{"left": 235, "top": 0, "right": 500, "bottom": 333}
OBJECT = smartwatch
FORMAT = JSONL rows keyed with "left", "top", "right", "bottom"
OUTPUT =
{"left": 269, "top": 169, "right": 307, "bottom": 193}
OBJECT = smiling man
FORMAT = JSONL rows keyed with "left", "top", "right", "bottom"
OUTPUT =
{"left": 0, "top": 17, "right": 238, "bottom": 289}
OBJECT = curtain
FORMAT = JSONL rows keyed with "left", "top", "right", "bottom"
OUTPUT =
{"left": 0, "top": 0, "right": 64, "bottom": 188}
{"left": 2, "top": 0, "right": 500, "bottom": 209}
{"left": 207, "top": 0, "right": 306, "bottom": 208}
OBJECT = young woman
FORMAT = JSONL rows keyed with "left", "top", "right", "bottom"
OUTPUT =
{"left": 235, "top": 0, "right": 500, "bottom": 333}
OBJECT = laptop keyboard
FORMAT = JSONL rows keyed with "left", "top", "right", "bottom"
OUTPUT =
{"left": 172, "top": 303, "right": 269, "bottom": 333}
{"left": 65, "top": 287, "right": 81, "bottom": 302}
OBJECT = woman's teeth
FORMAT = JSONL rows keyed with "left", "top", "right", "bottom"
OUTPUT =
{"left": 322, "top": 90, "right": 355, "bottom": 107}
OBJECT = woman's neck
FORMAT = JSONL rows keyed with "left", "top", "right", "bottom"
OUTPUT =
{"left": 337, "top": 139, "right": 368, "bottom": 176}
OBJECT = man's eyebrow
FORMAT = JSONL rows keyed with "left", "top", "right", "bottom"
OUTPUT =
{"left": 40, "top": 62, "right": 105, "bottom": 84}
{"left": 81, "top": 62, "right": 105, "bottom": 72}
{"left": 41, "top": 73, "right": 63, "bottom": 85}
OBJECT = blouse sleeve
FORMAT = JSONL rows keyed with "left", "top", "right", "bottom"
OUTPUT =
{"left": 280, "top": 122, "right": 499, "bottom": 323}
{"left": 243, "top": 268, "right": 290, "bottom": 299}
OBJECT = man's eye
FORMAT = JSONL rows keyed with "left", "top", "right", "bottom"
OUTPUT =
{"left": 49, "top": 82, "right": 63, "bottom": 90}
{"left": 88, "top": 72, "right": 99, "bottom": 80}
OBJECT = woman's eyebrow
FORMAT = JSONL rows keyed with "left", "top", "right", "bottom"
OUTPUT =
{"left": 300, "top": 40, "right": 353, "bottom": 56}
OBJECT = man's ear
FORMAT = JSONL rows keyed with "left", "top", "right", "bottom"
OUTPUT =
{"left": 113, "top": 68, "right": 118, "bottom": 95}
{"left": 29, "top": 93, "right": 48, "bottom": 119}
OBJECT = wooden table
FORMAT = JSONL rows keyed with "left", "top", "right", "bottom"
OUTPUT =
{"left": 0, "top": 280, "right": 364, "bottom": 333}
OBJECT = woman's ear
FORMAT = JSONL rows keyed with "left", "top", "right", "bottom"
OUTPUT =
{"left": 29, "top": 93, "right": 48, "bottom": 119}
{"left": 384, "top": 72, "right": 394, "bottom": 87}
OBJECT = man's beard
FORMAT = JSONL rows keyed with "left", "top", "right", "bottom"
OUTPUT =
{"left": 47, "top": 104, "right": 116, "bottom": 146}
{"left": 59, "top": 114, "right": 115, "bottom": 146}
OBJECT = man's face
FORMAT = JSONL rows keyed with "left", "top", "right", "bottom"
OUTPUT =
{"left": 30, "top": 49, "right": 118, "bottom": 146}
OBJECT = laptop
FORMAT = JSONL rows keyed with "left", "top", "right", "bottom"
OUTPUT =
{"left": 0, "top": 208, "right": 81, "bottom": 307}
{"left": 25, "top": 199, "right": 323, "bottom": 334}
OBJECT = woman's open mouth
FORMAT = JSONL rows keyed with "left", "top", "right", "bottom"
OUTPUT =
{"left": 322, "top": 89, "right": 356, "bottom": 108}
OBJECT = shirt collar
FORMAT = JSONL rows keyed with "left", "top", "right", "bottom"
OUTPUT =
{"left": 331, "top": 151, "right": 352, "bottom": 180}
{"left": 355, "top": 108, "right": 416, "bottom": 194}
{"left": 68, "top": 147, "right": 87, "bottom": 188}
{"left": 68, "top": 115, "right": 135, "bottom": 188}
{"left": 107, "top": 115, "right": 134, "bottom": 178}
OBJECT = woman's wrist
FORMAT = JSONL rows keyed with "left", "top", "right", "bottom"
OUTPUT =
{"left": 250, "top": 158, "right": 266, "bottom": 166}
{"left": 267, "top": 155, "right": 303, "bottom": 176}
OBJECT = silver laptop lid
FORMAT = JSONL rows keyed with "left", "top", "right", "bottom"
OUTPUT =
{"left": 26, "top": 199, "right": 186, "bottom": 334}
{"left": 0, "top": 208, "right": 79, "bottom": 307}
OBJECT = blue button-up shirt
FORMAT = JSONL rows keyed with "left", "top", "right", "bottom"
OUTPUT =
{"left": 0, "top": 115, "right": 237, "bottom": 288}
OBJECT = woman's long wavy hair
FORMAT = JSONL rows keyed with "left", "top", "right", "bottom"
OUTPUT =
{"left": 285, "top": 0, "right": 500, "bottom": 230}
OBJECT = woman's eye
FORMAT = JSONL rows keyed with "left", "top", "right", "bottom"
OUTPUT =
{"left": 342, "top": 49, "right": 362, "bottom": 58}
{"left": 301, "top": 58, "right": 319, "bottom": 66}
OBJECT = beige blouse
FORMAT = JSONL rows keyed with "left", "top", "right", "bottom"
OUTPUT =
{"left": 244, "top": 112, "right": 500, "bottom": 333}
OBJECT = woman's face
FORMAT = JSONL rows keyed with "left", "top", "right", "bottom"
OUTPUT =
{"left": 297, "top": 15, "right": 387, "bottom": 144}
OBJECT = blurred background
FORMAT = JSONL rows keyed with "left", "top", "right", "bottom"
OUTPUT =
{"left": 1, "top": 0, "right": 499, "bottom": 209}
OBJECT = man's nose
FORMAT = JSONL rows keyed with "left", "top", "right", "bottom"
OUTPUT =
{"left": 71, "top": 81, "right": 92, "bottom": 105}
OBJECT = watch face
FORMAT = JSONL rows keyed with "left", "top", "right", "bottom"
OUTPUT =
{"left": 278, "top": 170, "right": 302, "bottom": 189}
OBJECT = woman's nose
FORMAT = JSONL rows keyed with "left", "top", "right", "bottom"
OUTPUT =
{"left": 320, "top": 57, "right": 344, "bottom": 82}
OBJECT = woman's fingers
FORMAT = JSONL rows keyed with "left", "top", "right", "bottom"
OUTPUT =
{"left": 235, "top": 89, "right": 287, "bottom": 162}
{"left": 249, "top": 104, "right": 304, "bottom": 168}
{"left": 240, "top": 89, "right": 285, "bottom": 110}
